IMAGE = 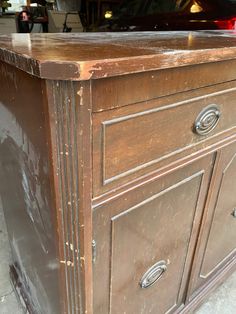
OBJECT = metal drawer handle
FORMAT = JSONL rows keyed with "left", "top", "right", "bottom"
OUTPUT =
{"left": 232, "top": 208, "right": 236, "bottom": 218}
{"left": 193, "top": 105, "right": 221, "bottom": 136}
{"left": 140, "top": 260, "right": 167, "bottom": 289}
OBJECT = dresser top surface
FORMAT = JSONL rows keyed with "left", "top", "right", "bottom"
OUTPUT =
{"left": 1, "top": 30, "right": 236, "bottom": 80}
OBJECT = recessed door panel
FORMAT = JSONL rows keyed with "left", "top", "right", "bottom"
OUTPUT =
{"left": 110, "top": 174, "right": 202, "bottom": 314}
{"left": 200, "top": 152, "right": 236, "bottom": 278}
{"left": 93, "top": 154, "right": 214, "bottom": 314}
{"left": 188, "top": 141, "right": 236, "bottom": 299}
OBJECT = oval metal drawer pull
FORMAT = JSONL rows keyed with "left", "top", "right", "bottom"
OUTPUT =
{"left": 193, "top": 105, "right": 221, "bottom": 136}
{"left": 140, "top": 260, "right": 167, "bottom": 289}
{"left": 232, "top": 208, "right": 236, "bottom": 218}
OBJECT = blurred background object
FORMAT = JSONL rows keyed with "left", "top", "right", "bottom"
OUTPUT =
{"left": 0, "top": 0, "right": 12, "bottom": 14}
{"left": 56, "top": 0, "right": 81, "bottom": 11}
{"left": 99, "top": 0, "right": 236, "bottom": 32}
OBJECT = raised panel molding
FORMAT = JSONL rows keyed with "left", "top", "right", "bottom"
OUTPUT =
{"left": 98, "top": 87, "right": 236, "bottom": 188}
{"left": 108, "top": 171, "right": 204, "bottom": 314}
{"left": 199, "top": 152, "right": 236, "bottom": 279}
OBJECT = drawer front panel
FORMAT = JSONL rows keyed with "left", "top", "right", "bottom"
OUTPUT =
{"left": 93, "top": 83, "right": 236, "bottom": 196}
{"left": 92, "top": 60, "right": 236, "bottom": 112}
{"left": 93, "top": 154, "right": 214, "bottom": 314}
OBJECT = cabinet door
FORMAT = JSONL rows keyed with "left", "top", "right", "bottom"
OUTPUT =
{"left": 188, "top": 141, "right": 236, "bottom": 298}
{"left": 93, "top": 154, "right": 214, "bottom": 314}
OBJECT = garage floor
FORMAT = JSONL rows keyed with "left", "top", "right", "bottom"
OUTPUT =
{"left": 0, "top": 197, "right": 235, "bottom": 314}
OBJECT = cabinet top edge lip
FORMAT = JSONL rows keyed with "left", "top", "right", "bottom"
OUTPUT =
{"left": 1, "top": 30, "right": 236, "bottom": 81}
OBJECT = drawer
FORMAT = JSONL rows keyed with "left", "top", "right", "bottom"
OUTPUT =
{"left": 92, "top": 60, "right": 236, "bottom": 112}
{"left": 93, "top": 81, "right": 236, "bottom": 197}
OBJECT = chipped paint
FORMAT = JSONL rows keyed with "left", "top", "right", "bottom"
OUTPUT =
{"left": 60, "top": 260, "right": 74, "bottom": 267}
{"left": 80, "top": 256, "right": 85, "bottom": 265}
{"left": 77, "top": 87, "right": 83, "bottom": 97}
{"left": 65, "top": 241, "right": 76, "bottom": 252}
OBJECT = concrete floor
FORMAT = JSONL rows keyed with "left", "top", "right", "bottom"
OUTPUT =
{"left": 0, "top": 198, "right": 25, "bottom": 314}
{"left": 0, "top": 196, "right": 235, "bottom": 314}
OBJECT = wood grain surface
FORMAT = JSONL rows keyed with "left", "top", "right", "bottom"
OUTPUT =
{"left": 0, "top": 31, "right": 236, "bottom": 80}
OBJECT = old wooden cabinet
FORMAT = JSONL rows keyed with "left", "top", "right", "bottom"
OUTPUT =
{"left": 0, "top": 32, "right": 236, "bottom": 314}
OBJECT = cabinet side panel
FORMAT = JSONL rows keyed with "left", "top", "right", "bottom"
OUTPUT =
{"left": 0, "top": 62, "right": 60, "bottom": 313}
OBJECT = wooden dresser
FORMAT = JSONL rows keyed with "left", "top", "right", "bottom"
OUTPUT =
{"left": 0, "top": 31, "right": 235, "bottom": 314}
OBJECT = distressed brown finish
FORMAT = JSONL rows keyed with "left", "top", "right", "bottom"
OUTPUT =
{"left": 1, "top": 31, "right": 236, "bottom": 80}
{"left": 187, "top": 140, "right": 236, "bottom": 300}
{"left": 0, "top": 31, "right": 236, "bottom": 314}
{"left": 93, "top": 81, "right": 236, "bottom": 196}
{"left": 45, "top": 80, "right": 93, "bottom": 314}
{"left": 0, "top": 63, "right": 93, "bottom": 313}
{"left": 0, "top": 62, "right": 61, "bottom": 314}
{"left": 93, "top": 154, "right": 215, "bottom": 314}
{"left": 92, "top": 59, "right": 236, "bottom": 111}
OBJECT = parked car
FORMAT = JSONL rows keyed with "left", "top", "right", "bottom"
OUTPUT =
{"left": 100, "top": 0, "right": 236, "bottom": 31}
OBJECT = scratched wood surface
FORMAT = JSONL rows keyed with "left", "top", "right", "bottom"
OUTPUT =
{"left": 0, "top": 31, "right": 236, "bottom": 80}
